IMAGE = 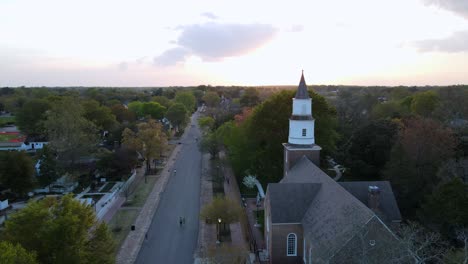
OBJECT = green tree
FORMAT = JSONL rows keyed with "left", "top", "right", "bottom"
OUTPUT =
{"left": 44, "top": 98, "right": 98, "bottom": 164}
{"left": 419, "top": 178, "right": 468, "bottom": 236}
{"left": 198, "top": 116, "right": 215, "bottom": 133}
{"left": 3, "top": 195, "right": 115, "bottom": 264}
{"left": 36, "top": 145, "right": 59, "bottom": 187}
{"left": 96, "top": 147, "right": 138, "bottom": 180}
{"left": 192, "top": 89, "right": 204, "bottom": 105}
{"left": 411, "top": 91, "right": 439, "bottom": 117}
{"left": 166, "top": 103, "right": 188, "bottom": 130}
{"left": 202, "top": 92, "right": 220, "bottom": 108}
{"left": 0, "top": 151, "right": 35, "bottom": 196}
{"left": 15, "top": 99, "right": 51, "bottom": 135}
{"left": 371, "top": 101, "right": 407, "bottom": 120}
{"left": 199, "top": 132, "right": 221, "bottom": 158}
{"left": 82, "top": 100, "right": 117, "bottom": 130}
{"left": 240, "top": 87, "right": 260, "bottom": 107}
{"left": 122, "top": 119, "right": 167, "bottom": 172}
{"left": 0, "top": 241, "right": 38, "bottom": 264}
{"left": 141, "top": 102, "right": 166, "bottom": 119}
{"left": 152, "top": 96, "right": 173, "bottom": 109}
{"left": 128, "top": 101, "right": 144, "bottom": 118}
{"left": 345, "top": 119, "right": 400, "bottom": 180}
{"left": 175, "top": 91, "right": 196, "bottom": 112}
{"left": 200, "top": 196, "right": 243, "bottom": 225}
{"left": 240, "top": 90, "right": 338, "bottom": 183}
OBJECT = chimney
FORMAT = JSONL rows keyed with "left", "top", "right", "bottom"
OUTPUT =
{"left": 368, "top": 186, "right": 380, "bottom": 211}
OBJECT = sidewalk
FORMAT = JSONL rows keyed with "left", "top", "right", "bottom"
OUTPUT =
{"left": 220, "top": 152, "right": 248, "bottom": 249}
{"left": 195, "top": 151, "right": 249, "bottom": 263}
{"left": 115, "top": 117, "right": 194, "bottom": 264}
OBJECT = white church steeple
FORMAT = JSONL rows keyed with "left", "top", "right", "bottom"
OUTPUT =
{"left": 288, "top": 71, "right": 315, "bottom": 145}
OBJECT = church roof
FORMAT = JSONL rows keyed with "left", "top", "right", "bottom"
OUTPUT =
{"left": 339, "top": 181, "right": 402, "bottom": 223}
{"left": 268, "top": 183, "right": 321, "bottom": 223}
{"left": 295, "top": 72, "right": 310, "bottom": 99}
{"left": 277, "top": 156, "right": 380, "bottom": 261}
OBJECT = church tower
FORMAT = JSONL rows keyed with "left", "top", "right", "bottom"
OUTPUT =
{"left": 283, "top": 72, "right": 321, "bottom": 176}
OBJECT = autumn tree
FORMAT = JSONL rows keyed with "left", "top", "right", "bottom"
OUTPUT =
{"left": 3, "top": 195, "right": 115, "bottom": 264}
{"left": 0, "top": 151, "right": 35, "bottom": 196}
{"left": 122, "top": 119, "right": 167, "bottom": 172}
{"left": 201, "top": 245, "right": 248, "bottom": 264}
{"left": 384, "top": 117, "right": 457, "bottom": 214}
{"left": 0, "top": 241, "right": 38, "bottom": 264}
{"left": 111, "top": 104, "right": 136, "bottom": 123}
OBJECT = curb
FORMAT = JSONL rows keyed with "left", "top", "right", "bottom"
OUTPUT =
{"left": 116, "top": 116, "right": 195, "bottom": 264}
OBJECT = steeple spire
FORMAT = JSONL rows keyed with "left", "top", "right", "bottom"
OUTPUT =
{"left": 295, "top": 71, "right": 310, "bottom": 99}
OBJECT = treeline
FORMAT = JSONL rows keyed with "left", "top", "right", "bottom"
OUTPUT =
{"left": 198, "top": 84, "right": 468, "bottom": 262}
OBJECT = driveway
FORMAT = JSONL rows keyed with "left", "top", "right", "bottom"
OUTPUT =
{"left": 136, "top": 113, "right": 202, "bottom": 264}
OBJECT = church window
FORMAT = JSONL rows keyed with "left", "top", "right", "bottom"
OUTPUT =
{"left": 287, "top": 233, "right": 297, "bottom": 256}
{"left": 302, "top": 129, "right": 306, "bottom": 137}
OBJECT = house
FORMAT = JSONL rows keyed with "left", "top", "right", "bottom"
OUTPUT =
{"left": 264, "top": 73, "right": 402, "bottom": 264}
{"left": 0, "top": 132, "right": 47, "bottom": 152}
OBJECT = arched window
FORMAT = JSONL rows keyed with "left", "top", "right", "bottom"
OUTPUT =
{"left": 287, "top": 233, "right": 297, "bottom": 256}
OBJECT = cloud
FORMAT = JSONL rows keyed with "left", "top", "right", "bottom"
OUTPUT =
{"left": 413, "top": 30, "right": 468, "bottom": 53}
{"left": 423, "top": 0, "right": 468, "bottom": 19}
{"left": 153, "top": 47, "right": 189, "bottom": 66}
{"left": 154, "top": 22, "right": 277, "bottom": 66}
{"left": 288, "top": 24, "right": 304, "bottom": 32}
{"left": 201, "top": 12, "right": 218, "bottom": 20}
{"left": 118, "top": 61, "right": 128, "bottom": 71}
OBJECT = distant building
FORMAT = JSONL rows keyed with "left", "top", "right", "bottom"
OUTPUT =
{"left": 0, "top": 132, "right": 47, "bottom": 152}
{"left": 264, "top": 73, "right": 401, "bottom": 264}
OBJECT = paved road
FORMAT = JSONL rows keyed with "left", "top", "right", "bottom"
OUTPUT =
{"left": 136, "top": 113, "right": 202, "bottom": 264}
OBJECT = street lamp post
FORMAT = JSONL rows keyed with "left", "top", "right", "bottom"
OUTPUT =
{"left": 217, "top": 218, "right": 222, "bottom": 244}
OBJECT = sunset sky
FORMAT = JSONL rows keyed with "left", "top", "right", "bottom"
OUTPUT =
{"left": 1, "top": 0, "right": 468, "bottom": 87}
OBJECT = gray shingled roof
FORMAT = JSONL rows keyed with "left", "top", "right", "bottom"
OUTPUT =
{"left": 268, "top": 183, "right": 321, "bottom": 223}
{"left": 281, "top": 156, "right": 377, "bottom": 262}
{"left": 295, "top": 72, "right": 310, "bottom": 99}
{"left": 339, "top": 181, "right": 402, "bottom": 223}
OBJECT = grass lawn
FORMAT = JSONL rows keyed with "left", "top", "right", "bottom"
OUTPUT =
{"left": 108, "top": 209, "right": 140, "bottom": 248}
{"left": 0, "top": 133, "right": 18, "bottom": 142}
{"left": 0, "top": 116, "right": 15, "bottom": 126}
{"left": 124, "top": 175, "right": 158, "bottom": 207}
{"left": 108, "top": 140, "right": 176, "bottom": 252}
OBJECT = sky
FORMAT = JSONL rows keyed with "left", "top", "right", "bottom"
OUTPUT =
{"left": 1, "top": 0, "right": 468, "bottom": 87}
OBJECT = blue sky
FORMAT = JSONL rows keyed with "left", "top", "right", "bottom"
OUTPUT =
{"left": 1, "top": 0, "right": 468, "bottom": 86}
